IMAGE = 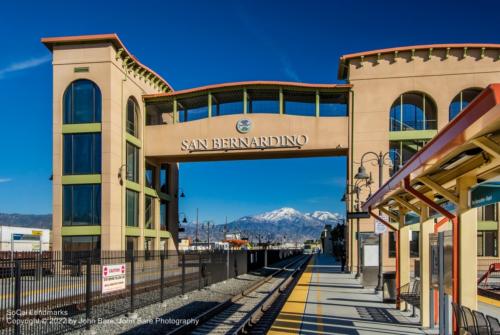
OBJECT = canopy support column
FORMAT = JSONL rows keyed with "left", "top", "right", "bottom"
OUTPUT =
{"left": 420, "top": 206, "right": 433, "bottom": 328}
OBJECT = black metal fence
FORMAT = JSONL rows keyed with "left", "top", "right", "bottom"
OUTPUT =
{"left": 0, "top": 249, "right": 299, "bottom": 335}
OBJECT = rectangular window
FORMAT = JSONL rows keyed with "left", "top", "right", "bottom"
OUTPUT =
{"left": 145, "top": 164, "right": 156, "bottom": 188}
{"left": 160, "top": 200, "right": 168, "bottom": 231}
{"left": 126, "top": 190, "right": 139, "bottom": 227}
{"left": 62, "top": 235, "right": 100, "bottom": 264}
{"left": 478, "top": 204, "right": 498, "bottom": 221}
{"left": 160, "top": 164, "right": 169, "bottom": 194}
{"left": 410, "top": 231, "right": 419, "bottom": 258}
{"left": 145, "top": 237, "right": 154, "bottom": 260}
{"left": 145, "top": 195, "right": 154, "bottom": 230}
{"left": 126, "top": 142, "right": 139, "bottom": 183}
{"left": 319, "top": 92, "right": 348, "bottom": 117}
{"left": 477, "top": 231, "right": 498, "bottom": 257}
{"left": 126, "top": 236, "right": 138, "bottom": 261}
{"left": 63, "top": 184, "right": 101, "bottom": 226}
{"left": 63, "top": 133, "right": 101, "bottom": 175}
{"left": 388, "top": 232, "right": 396, "bottom": 258}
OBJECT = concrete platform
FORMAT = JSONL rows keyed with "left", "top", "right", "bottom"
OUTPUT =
{"left": 269, "top": 254, "right": 425, "bottom": 335}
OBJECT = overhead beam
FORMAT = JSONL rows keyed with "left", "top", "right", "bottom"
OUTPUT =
{"left": 378, "top": 206, "right": 400, "bottom": 222}
{"left": 417, "top": 176, "right": 459, "bottom": 205}
{"left": 391, "top": 195, "right": 421, "bottom": 214}
{"left": 472, "top": 136, "right": 500, "bottom": 158}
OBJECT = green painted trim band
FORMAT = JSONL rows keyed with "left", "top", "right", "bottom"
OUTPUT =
{"left": 144, "top": 187, "right": 158, "bottom": 198}
{"left": 125, "top": 227, "right": 141, "bottom": 236}
{"left": 144, "top": 229, "right": 157, "bottom": 237}
{"left": 62, "top": 174, "right": 101, "bottom": 185}
{"left": 478, "top": 220, "right": 499, "bottom": 231}
{"left": 159, "top": 230, "right": 172, "bottom": 238}
{"left": 126, "top": 180, "right": 141, "bottom": 193}
{"left": 126, "top": 134, "right": 142, "bottom": 148}
{"left": 62, "top": 123, "right": 101, "bottom": 134}
{"left": 389, "top": 130, "right": 437, "bottom": 141}
{"left": 61, "top": 226, "right": 101, "bottom": 236}
{"left": 157, "top": 191, "right": 172, "bottom": 201}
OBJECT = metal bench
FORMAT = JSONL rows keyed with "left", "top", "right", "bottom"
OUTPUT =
{"left": 399, "top": 278, "right": 420, "bottom": 316}
{"left": 451, "top": 302, "right": 500, "bottom": 335}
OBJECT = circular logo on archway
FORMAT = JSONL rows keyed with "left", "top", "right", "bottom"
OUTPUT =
{"left": 236, "top": 118, "right": 252, "bottom": 133}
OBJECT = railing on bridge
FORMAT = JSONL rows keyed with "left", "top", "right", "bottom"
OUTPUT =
{"left": 0, "top": 249, "right": 300, "bottom": 335}
{"left": 145, "top": 83, "right": 349, "bottom": 125}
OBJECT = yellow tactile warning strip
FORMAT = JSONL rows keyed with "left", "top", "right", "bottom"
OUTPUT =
{"left": 268, "top": 254, "right": 316, "bottom": 335}
{"left": 478, "top": 295, "right": 500, "bottom": 307}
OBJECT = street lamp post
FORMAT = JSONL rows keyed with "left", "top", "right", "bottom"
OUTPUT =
{"left": 342, "top": 179, "right": 372, "bottom": 279}
{"left": 355, "top": 151, "right": 399, "bottom": 292}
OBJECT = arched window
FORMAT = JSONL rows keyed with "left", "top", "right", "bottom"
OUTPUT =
{"left": 449, "top": 88, "right": 482, "bottom": 121}
{"left": 389, "top": 92, "right": 437, "bottom": 131}
{"left": 127, "top": 97, "right": 139, "bottom": 137}
{"left": 63, "top": 79, "right": 101, "bottom": 124}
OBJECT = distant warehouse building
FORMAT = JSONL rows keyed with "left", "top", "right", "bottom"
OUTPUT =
{"left": 0, "top": 226, "right": 51, "bottom": 252}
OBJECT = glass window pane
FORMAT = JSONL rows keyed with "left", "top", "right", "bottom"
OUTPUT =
{"left": 63, "top": 80, "right": 101, "bottom": 124}
{"left": 63, "top": 186, "right": 72, "bottom": 226}
{"left": 63, "top": 135, "right": 72, "bottom": 174}
{"left": 72, "top": 185, "right": 92, "bottom": 225}
{"left": 126, "top": 143, "right": 139, "bottom": 182}
{"left": 127, "top": 98, "right": 139, "bottom": 137}
{"left": 145, "top": 196, "right": 154, "bottom": 229}
{"left": 160, "top": 164, "right": 169, "bottom": 193}
{"left": 160, "top": 200, "right": 168, "bottom": 231}
{"left": 145, "top": 164, "right": 156, "bottom": 188}
{"left": 319, "top": 93, "right": 348, "bottom": 117}
{"left": 126, "top": 190, "right": 139, "bottom": 227}
{"left": 73, "top": 134, "right": 92, "bottom": 174}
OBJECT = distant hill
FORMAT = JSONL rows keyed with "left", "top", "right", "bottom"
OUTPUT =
{"left": 0, "top": 213, "right": 52, "bottom": 229}
{"left": 181, "top": 207, "right": 343, "bottom": 243}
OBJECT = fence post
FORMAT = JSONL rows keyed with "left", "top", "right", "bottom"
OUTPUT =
{"left": 14, "top": 260, "right": 21, "bottom": 335}
{"left": 181, "top": 253, "right": 186, "bottom": 296}
{"left": 226, "top": 248, "right": 230, "bottom": 281}
{"left": 234, "top": 254, "right": 238, "bottom": 277}
{"left": 85, "top": 257, "right": 92, "bottom": 330}
{"left": 198, "top": 253, "right": 202, "bottom": 290}
{"left": 130, "top": 254, "right": 135, "bottom": 314}
{"left": 160, "top": 253, "right": 165, "bottom": 302}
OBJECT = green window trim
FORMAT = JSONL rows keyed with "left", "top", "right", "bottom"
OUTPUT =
{"left": 144, "top": 229, "right": 157, "bottom": 237}
{"left": 478, "top": 220, "right": 499, "bottom": 231}
{"left": 159, "top": 231, "right": 172, "bottom": 238}
{"left": 126, "top": 133, "right": 142, "bottom": 148}
{"left": 125, "top": 180, "right": 141, "bottom": 193}
{"left": 125, "top": 227, "right": 141, "bottom": 236}
{"left": 62, "top": 174, "right": 101, "bottom": 185}
{"left": 144, "top": 187, "right": 158, "bottom": 198}
{"left": 389, "top": 130, "right": 437, "bottom": 141}
{"left": 62, "top": 123, "right": 101, "bottom": 134}
{"left": 157, "top": 191, "right": 172, "bottom": 201}
{"left": 61, "top": 226, "right": 101, "bottom": 236}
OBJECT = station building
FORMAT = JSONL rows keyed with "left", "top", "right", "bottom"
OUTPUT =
{"left": 42, "top": 35, "right": 500, "bottom": 277}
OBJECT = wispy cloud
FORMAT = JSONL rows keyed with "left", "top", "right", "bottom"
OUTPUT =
{"left": 0, "top": 178, "right": 12, "bottom": 184}
{"left": 0, "top": 55, "right": 51, "bottom": 79}
{"left": 232, "top": 3, "right": 301, "bottom": 82}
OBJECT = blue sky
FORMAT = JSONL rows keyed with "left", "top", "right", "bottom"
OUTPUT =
{"left": 0, "top": 1, "right": 498, "bottom": 222}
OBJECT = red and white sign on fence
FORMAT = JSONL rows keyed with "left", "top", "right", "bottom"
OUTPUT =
{"left": 102, "top": 264, "right": 126, "bottom": 294}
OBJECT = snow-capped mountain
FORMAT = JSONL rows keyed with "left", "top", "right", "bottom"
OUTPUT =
{"left": 181, "top": 207, "right": 343, "bottom": 243}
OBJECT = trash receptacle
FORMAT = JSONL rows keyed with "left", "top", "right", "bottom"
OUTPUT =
{"left": 383, "top": 271, "right": 396, "bottom": 303}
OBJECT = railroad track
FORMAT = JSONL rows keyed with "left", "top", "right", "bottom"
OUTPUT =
{"left": 167, "top": 254, "right": 310, "bottom": 335}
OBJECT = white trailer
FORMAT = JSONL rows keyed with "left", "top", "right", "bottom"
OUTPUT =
{"left": 0, "top": 226, "right": 51, "bottom": 252}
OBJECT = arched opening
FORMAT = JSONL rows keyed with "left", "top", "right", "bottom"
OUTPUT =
{"left": 449, "top": 88, "right": 482, "bottom": 120}
{"left": 63, "top": 79, "right": 101, "bottom": 124}
{"left": 389, "top": 91, "right": 437, "bottom": 132}
{"left": 127, "top": 97, "right": 140, "bottom": 137}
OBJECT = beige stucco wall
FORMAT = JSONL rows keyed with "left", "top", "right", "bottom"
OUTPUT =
{"left": 51, "top": 42, "right": 178, "bottom": 252}
{"left": 346, "top": 47, "right": 500, "bottom": 272}
{"left": 145, "top": 114, "right": 349, "bottom": 161}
